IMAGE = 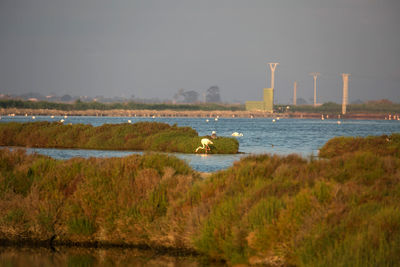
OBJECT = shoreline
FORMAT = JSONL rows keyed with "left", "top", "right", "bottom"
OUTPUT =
{"left": 0, "top": 238, "right": 199, "bottom": 257}
{"left": 0, "top": 107, "right": 396, "bottom": 120}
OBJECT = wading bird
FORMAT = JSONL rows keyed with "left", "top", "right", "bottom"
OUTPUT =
{"left": 231, "top": 132, "right": 243, "bottom": 137}
{"left": 195, "top": 138, "right": 213, "bottom": 153}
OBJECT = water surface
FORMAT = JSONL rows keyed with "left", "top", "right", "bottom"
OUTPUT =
{"left": 2, "top": 116, "right": 400, "bottom": 172}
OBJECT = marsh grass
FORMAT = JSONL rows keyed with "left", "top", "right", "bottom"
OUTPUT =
{"left": 0, "top": 133, "right": 399, "bottom": 266}
{"left": 319, "top": 133, "right": 400, "bottom": 158}
{"left": 0, "top": 121, "right": 239, "bottom": 154}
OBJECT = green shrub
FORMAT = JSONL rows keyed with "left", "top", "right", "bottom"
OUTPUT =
{"left": 68, "top": 216, "right": 96, "bottom": 236}
{"left": 3, "top": 208, "right": 25, "bottom": 224}
{"left": 247, "top": 197, "right": 285, "bottom": 230}
{"left": 319, "top": 133, "right": 400, "bottom": 158}
{"left": 312, "top": 181, "right": 332, "bottom": 204}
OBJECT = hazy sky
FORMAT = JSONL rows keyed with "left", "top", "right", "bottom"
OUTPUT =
{"left": 1, "top": 0, "right": 399, "bottom": 103}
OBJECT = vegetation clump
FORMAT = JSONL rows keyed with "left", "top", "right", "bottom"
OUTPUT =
{"left": 0, "top": 133, "right": 399, "bottom": 266}
{"left": 0, "top": 121, "right": 239, "bottom": 154}
{"left": 319, "top": 133, "right": 400, "bottom": 158}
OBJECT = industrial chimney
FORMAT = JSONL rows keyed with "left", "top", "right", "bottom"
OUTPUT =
{"left": 342, "top": 73, "right": 350, "bottom": 114}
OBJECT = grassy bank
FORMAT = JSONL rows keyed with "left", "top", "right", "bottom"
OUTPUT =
{"left": 0, "top": 121, "right": 239, "bottom": 154}
{"left": 319, "top": 133, "right": 400, "bottom": 158}
{"left": 1, "top": 133, "right": 399, "bottom": 266}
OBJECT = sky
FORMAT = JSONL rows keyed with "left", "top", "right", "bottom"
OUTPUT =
{"left": 0, "top": 0, "right": 399, "bottom": 104}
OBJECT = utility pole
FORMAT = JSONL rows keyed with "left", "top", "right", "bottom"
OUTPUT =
{"left": 341, "top": 73, "right": 350, "bottom": 114}
{"left": 293, "top": 81, "right": 297, "bottom": 105}
{"left": 268, "top": 63, "right": 279, "bottom": 89}
{"left": 309, "top": 72, "right": 320, "bottom": 107}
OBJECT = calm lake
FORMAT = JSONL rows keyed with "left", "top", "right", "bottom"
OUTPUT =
{"left": 2, "top": 115, "right": 400, "bottom": 172}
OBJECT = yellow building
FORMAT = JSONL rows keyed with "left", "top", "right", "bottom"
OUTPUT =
{"left": 245, "top": 88, "right": 274, "bottom": 112}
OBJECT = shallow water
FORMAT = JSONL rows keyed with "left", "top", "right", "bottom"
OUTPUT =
{"left": 2, "top": 116, "right": 400, "bottom": 172}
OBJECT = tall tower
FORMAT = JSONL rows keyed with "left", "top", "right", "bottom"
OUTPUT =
{"left": 293, "top": 81, "right": 297, "bottom": 106}
{"left": 341, "top": 73, "right": 350, "bottom": 114}
{"left": 268, "top": 63, "right": 279, "bottom": 89}
{"left": 310, "top": 72, "right": 320, "bottom": 107}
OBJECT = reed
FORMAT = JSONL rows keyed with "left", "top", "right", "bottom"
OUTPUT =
{"left": 0, "top": 121, "right": 239, "bottom": 154}
{"left": 0, "top": 133, "right": 399, "bottom": 265}
{"left": 319, "top": 133, "right": 400, "bottom": 158}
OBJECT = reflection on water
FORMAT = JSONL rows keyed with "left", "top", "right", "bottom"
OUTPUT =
{"left": 0, "top": 246, "right": 219, "bottom": 267}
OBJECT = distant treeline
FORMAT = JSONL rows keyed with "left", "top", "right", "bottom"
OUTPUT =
{"left": 0, "top": 99, "right": 245, "bottom": 111}
{"left": 284, "top": 100, "right": 400, "bottom": 113}
{"left": 0, "top": 133, "right": 399, "bottom": 265}
{"left": 0, "top": 121, "right": 239, "bottom": 154}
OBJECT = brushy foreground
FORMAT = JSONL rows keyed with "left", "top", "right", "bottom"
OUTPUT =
{"left": 1, "top": 133, "right": 399, "bottom": 266}
{"left": 0, "top": 121, "right": 239, "bottom": 154}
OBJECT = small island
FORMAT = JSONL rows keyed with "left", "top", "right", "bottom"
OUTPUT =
{"left": 0, "top": 121, "right": 239, "bottom": 154}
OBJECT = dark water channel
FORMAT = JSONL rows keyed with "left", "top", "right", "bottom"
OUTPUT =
{"left": 0, "top": 246, "right": 223, "bottom": 267}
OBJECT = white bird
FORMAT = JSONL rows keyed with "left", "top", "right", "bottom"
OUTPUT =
{"left": 206, "top": 119, "right": 209, "bottom": 122}
{"left": 50, "top": 115, "right": 54, "bottom": 119}
{"left": 272, "top": 119, "right": 276, "bottom": 122}
{"left": 195, "top": 138, "right": 213, "bottom": 153}
{"left": 32, "top": 116, "right": 35, "bottom": 119}
{"left": 128, "top": 120, "right": 132, "bottom": 123}
{"left": 231, "top": 132, "right": 243, "bottom": 137}
{"left": 215, "top": 118, "right": 218, "bottom": 121}
{"left": 64, "top": 115, "right": 68, "bottom": 119}
{"left": 337, "top": 121, "right": 341, "bottom": 124}
{"left": 60, "top": 119, "right": 65, "bottom": 123}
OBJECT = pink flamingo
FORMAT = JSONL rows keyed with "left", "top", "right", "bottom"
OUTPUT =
{"left": 195, "top": 138, "right": 213, "bottom": 153}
